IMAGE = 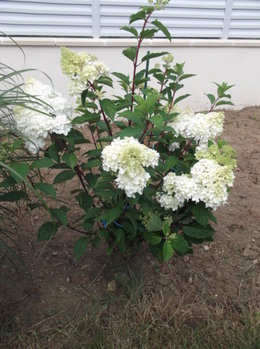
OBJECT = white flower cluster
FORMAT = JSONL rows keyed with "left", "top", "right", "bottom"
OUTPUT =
{"left": 61, "top": 47, "right": 109, "bottom": 95}
{"left": 157, "top": 158, "right": 234, "bottom": 211}
{"left": 168, "top": 142, "right": 180, "bottom": 152}
{"left": 169, "top": 110, "right": 225, "bottom": 146}
{"left": 148, "top": 0, "right": 170, "bottom": 10}
{"left": 13, "top": 79, "right": 73, "bottom": 154}
{"left": 102, "top": 137, "right": 159, "bottom": 198}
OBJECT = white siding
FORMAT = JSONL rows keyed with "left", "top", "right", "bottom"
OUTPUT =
{"left": 0, "top": 0, "right": 259, "bottom": 39}
{"left": 0, "top": 0, "right": 93, "bottom": 36}
{"left": 100, "top": 0, "right": 226, "bottom": 38}
{"left": 229, "top": 0, "right": 260, "bottom": 38}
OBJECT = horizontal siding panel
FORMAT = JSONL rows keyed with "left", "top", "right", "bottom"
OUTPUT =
{"left": 0, "top": 2, "right": 91, "bottom": 15}
{"left": 100, "top": 0, "right": 225, "bottom": 38}
{"left": 229, "top": 1, "right": 260, "bottom": 38}
{"left": 230, "top": 19, "right": 260, "bottom": 29}
{"left": 232, "top": 0, "right": 260, "bottom": 10}
{"left": 101, "top": 17, "right": 223, "bottom": 28}
{"left": 0, "top": 0, "right": 259, "bottom": 39}
{"left": 100, "top": 0, "right": 226, "bottom": 9}
{"left": 0, "top": 0, "right": 92, "bottom": 37}
{"left": 101, "top": 27, "right": 223, "bottom": 38}
{"left": 5, "top": 0, "right": 91, "bottom": 4}
{"left": 100, "top": 7, "right": 225, "bottom": 19}
{"left": 0, "top": 14, "right": 92, "bottom": 26}
{"left": 228, "top": 28, "right": 260, "bottom": 38}
{"left": 232, "top": 9, "right": 260, "bottom": 20}
{"left": 0, "top": 24, "right": 92, "bottom": 36}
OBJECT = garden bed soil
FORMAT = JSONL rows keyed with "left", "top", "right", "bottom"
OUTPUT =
{"left": 0, "top": 107, "right": 260, "bottom": 348}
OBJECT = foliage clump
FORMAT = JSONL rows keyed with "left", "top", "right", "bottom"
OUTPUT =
{"left": 0, "top": 0, "right": 237, "bottom": 263}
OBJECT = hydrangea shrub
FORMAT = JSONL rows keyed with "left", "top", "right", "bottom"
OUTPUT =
{"left": 5, "top": 0, "right": 237, "bottom": 262}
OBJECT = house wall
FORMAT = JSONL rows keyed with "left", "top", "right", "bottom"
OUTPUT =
{"left": 1, "top": 38, "right": 260, "bottom": 111}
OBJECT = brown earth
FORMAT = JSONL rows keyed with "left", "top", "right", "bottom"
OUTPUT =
{"left": 0, "top": 107, "right": 260, "bottom": 348}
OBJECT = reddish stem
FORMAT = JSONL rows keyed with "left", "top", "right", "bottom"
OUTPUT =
{"left": 209, "top": 97, "right": 219, "bottom": 112}
{"left": 139, "top": 120, "right": 150, "bottom": 143}
{"left": 178, "top": 138, "right": 195, "bottom": 159}
{"left": 129, "top": 11, "right": 154, "bottom": 126}
{"left": 75, "top": 165, "right": 89, "bottom": 194}
{"left": 87, "top": 80, "right": 113, "bottom": 137}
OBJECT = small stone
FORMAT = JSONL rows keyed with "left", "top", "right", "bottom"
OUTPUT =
{"left": 66, "top": 277, "right": 70, "bottom": 283}
{"left": 252, "top": 239, "right": 256, "bottom": 242}
{"left": 52, "top": 252, "right": 58, "bottom": 256}
{"left": 107, "top": 280, "right": 117, "bottom": 292}
{"left": 183, "top": 255, "right": 190, "bottom": 262}
{"left": 203, "top": 245, "right": 210, "bottom": 251}
{"left": 81, "top": 264, "right": 89, "bottom": 271}
{"left": 188, "top": 276, "right": 193, "bottom": 284}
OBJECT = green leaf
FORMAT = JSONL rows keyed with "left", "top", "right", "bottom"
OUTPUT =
{"left": 118, "top": 111, "right": 145, "bottom": 126}
{"left": 163, "top": 223, "right": 170, "bottom": 236}
{"left": 100, "top": 99, "right": 117, "bottom": 120}
{"left": 67, "top": 129, "right": 89, "bottom": 145}
{"left": 146, "top": 215, "right": 163, "bottom": 232}
{"left": 143, "top": 232, "right": 162, "bottom": 245}
{"left": 150, "top": 115, "right": 164, "bottom": 127}
{"left": 9, "top": 163, "right": 29, "bottom": 183}
{"left": 129, "top": 9, "right": 146, "bottom": 24}
{"left": 50, "top": 208, "right": 68, "bottom": 225}
{"left": 152, "top": 19, "right": 171, "bottom": 41}
{"left": 119, "top": 127, "right": 142, "bottom": 139}
{"left": 142, "top": 51, "right": 169, "bottom": 63}
{"left": 53, "top": 170, "right": 75, "bottom": 185}
{"left": 170, "top": 233, "right": 190, "bottom": 255}
{"left": 81, "top": 89, "right": 89, "bottom": 106}
{"left": 191, "top": 202, "right": 216, "bottom": 226}
{"left": 0, "top": 177, "right": 16, "bottom": 189}
{"left": 47, "top": 144, "right": 60, "bottom": 162}
{"left": 84, "top": 159, "right": 102, "bottom": 169}
{"left": 163, "top": 241, "right": 174, "bottom": 261}
{"left": 97, "top": 76, "right": 113, "bottom": 87}
{"left": 76, "top": 192, "right": 93, "bottom": 212}
{"left": 31, "top": 157, "right": 54, "bottom": 169}
{"left": 207, "top": 93, "right": 216, "bottom": 104}
{"left": 62, "top": 153, "right": 77, "bottom": 169}
{"left": 191, "top": 204, "right": 207, "bottom": 226}
{"left": 35, "top": 183, "right": 56, "bottom": 199}
{"left": 0, "top": 191, "right": 27, "bottom": 202}
{"left": 112, "top": 72, "right": 130, "bottom": 85}
{"left": 37, "top": 222, "right": 57, "bottom": 241}
{"left": 174, "top": 94, "right": 190, "bottom": 105}
{"left": 74, "top": 237, "right": 89, "bottom": 260}
{"left": 84, "top": 207, "right": 103, "bottom": 221}
{"left": 120, "top": 25, "right": 138, "bottom": 37}
{"left": 183, "top": 223, "right": 215, "bottom": 240}
{"left": 122, "top": 47, "right": 137, "bottom": 62}
{"left": 140, "top": 28, "right": 158, "bottom": 39}
{"left": 179, "top": 74, "right": 196, "bottom": 81}
{"left": 72, "top": 112, "right": 100, "bottom": 125}
{"left": 99, "top": 205, "right": 123, "bottom": 226}
{"left": 215, "top": 100, "right": 234, "bottom": 107}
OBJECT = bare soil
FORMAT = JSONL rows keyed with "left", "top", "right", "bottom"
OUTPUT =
{"left": 0, "top": 107, "right": 260, "bottom": 348}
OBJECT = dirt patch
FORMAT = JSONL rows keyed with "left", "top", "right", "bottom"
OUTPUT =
{"left": 1, "top": 107, "right": 260, "bottom": 348}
